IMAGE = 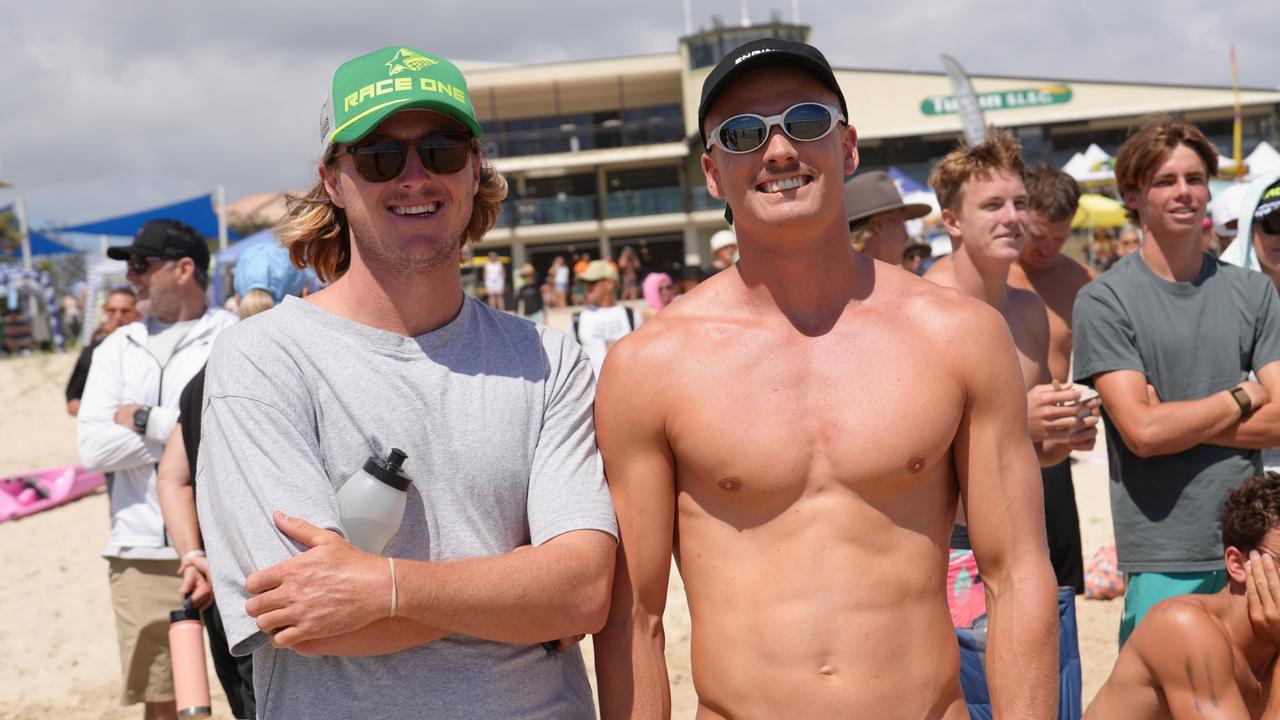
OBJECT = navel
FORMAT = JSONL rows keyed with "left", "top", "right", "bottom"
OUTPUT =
{"left": 907, "top": 455, "right": 926, "bottom": 474}
{"left": 819, "top": 664, "right": 836, "bottom": 677}
{"left": 717, "top": 476, "right": 742, "bottom": 492}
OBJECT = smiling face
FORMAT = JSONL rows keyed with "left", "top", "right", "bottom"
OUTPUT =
{"left": 1123, "top": 143, "right": 1210, "bottom": 245}
{"left": 1019, "top": 210, "right": 1074, "bottom": 271}
{"left": 700, "top": 66, "right": 858, "bottom": 241}
{"left": 321, "top": 109, "right": 480, "bottom": 277}
{"left": 943, "top": 170, "right": 1029, "bottom": 267}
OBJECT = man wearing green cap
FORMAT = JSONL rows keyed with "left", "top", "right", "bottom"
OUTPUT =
{"left": 197, "top": 47, "right": 617, "bottom": 718}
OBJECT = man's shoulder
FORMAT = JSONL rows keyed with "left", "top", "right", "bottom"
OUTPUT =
{"left": 472, "top": 300, "right": 587, "bottom": 375}
{"left": 1135, "top": 596, "right": 1231, "bottom": 659}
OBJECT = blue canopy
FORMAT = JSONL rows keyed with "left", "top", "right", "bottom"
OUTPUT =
{"left": 58, "top": 193, "right": 238, "bottom": 240}
{"left": 0, "top": 231, "right": 81, "bottom": 259}
{"left": 887, "top": 167, "right": 930, "bottom": 196}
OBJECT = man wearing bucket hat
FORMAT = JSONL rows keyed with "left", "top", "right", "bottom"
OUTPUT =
{"left": 78, "top": 219, "right": 237, "bottom": 718}
{"left": 594, "top": 37, "right": 1057, "bottom": 718}
{"left": 197, "top": 47, "right": 616, "bottom": 718}
{"left": 843, "top": 170, "right": 931, "bottom": 265}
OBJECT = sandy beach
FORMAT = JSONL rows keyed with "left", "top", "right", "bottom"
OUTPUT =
{"left": 0, "top": 351, "right": 1121, "bottom": 718}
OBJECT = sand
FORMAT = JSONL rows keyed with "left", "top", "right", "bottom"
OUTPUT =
{"left": 0, "top": 351, "right": 1121, "bottom": 718}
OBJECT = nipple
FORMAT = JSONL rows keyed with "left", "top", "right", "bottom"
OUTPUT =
{"left": 717, "top": 476, "right": 742, "bottom": 492}
{"left": 907, "top": 455, "right": 926, "bottom": 474}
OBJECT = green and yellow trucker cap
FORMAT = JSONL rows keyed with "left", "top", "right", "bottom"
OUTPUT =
{"left": 319, "top": 46, "right": 483, "bottom": 156}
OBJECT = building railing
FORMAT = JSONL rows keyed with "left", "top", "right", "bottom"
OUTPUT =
{"left": 482, "top": 116, "right": 685, "bottom": 159}
{"left": 492, "top": 186, "right": 726, "bottom": 228}
{"left": 606, "top": 187, "right": 685, "bottom": 218}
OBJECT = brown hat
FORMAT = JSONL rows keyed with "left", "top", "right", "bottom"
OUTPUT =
{"left": 844, "top": 171, "right": 933, "bottom": 228}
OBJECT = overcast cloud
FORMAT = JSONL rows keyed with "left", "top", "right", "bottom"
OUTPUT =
{"left": 0, "top": 0, "right": 1272, "bottom": 233}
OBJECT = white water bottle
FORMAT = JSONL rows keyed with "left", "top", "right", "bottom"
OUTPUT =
{"left": 336, "top": 448, "right": 412, "bottom": 555}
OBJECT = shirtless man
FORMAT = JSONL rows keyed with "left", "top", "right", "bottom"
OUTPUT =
{"left": 1007, "top": 165, "right": 1099, "bottom": 593}
{"left": 1086, "top": 472, "right": 1280, "bottom": 719}
{"left": 925, "top": 132, "right": 1100, "bottom": 471}
{"left": 593, "top": 38, "right": 1059, "bottom": 719}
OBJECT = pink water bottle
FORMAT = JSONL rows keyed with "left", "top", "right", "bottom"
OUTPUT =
{"left": 169, "top": 597, "right": 211, "bottom": 718}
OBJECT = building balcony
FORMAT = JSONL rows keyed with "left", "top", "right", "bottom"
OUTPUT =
{"left": 606, "top": 187, "right": 685, "bottom": 218}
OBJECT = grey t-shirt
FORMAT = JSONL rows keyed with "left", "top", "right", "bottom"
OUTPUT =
{"left": 1073, "top": 252, "right": 1280, "bottom": 572}
{"left": 197, "top": 295, "right": 617, "bottom": 719}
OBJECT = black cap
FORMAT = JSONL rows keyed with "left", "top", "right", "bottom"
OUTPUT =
{"left": 697, "top": 37, "right": 848, "bottom": 150}
{"left": 362, "top": 448, "right": 412, "bottom": 492}
{"left": 107, "top": 219, "right": 209, "bottom": 269}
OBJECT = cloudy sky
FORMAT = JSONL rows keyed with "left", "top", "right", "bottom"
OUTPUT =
{"left": 0, "top": 0, "right": 1272, "bottom": 234}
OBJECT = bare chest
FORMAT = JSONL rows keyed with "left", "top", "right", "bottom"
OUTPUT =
{"left": 664, "top": 329, "right": 964, "bottom": 508}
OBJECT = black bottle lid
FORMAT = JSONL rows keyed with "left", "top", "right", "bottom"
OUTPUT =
{"left": 362, "top": 448, "right": 412, "bottom": 491}
{"left": 170, "top": 595, "right": 201, "bottom": 623}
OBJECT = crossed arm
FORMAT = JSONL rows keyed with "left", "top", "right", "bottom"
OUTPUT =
{"left": 245, "top": 517, "right": 615, "bottom": 656}
{"left": 1095, "top": 361, "right": 1280, "bottom": 458}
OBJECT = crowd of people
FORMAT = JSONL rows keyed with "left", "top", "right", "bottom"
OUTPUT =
{"left": 61, "top": 36, "right": 1280, "bottom": 720}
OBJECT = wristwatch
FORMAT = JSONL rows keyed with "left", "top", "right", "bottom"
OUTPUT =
{"left": 132, "top": 405, "right": 152, "bottom": 434}
{"left": 1229, "top": 386, "right": 1252, "bottom": 417}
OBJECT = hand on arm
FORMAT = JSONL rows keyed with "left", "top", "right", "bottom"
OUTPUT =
{"left": 959, "top": 310, "right": 1059, "bottom": 717}
{"left": 1210, "top": 362, "right": 1280, "bottom": 450}
{"left": 76, "top": 341, "right": 157, "bottom": 472}
{"left": 155, "top": 426, "right": 212, "bottom": 610}
{"left": 1094, "top": 370, "right": 1256, "bottom": 458}
{"left": 246, "top": 512, "right": 615, "bottom": 652}
{"left": 592, "top": 338, "right": 677, "bottom": 720}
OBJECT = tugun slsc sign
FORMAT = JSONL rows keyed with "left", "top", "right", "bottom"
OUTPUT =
{"left": 921, "top": 85, "right": 1073, "bottom": 116}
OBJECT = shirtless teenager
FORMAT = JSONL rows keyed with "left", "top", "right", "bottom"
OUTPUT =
{"left": 925, "top": 133, "right": 1100, "bottom": 471}
{"left": 1086, "top": 472, "right": 1280, "bottom": 719}
{"left": 593, "top": 38, "right": 1060, "bottom": 719}
{"left": 1007, "top": 165, "right": 1099, "bottom": 593}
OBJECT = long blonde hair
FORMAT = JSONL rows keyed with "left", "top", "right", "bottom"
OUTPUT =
{"left": 276, "top": 140, "right": 509, "bottom": 282}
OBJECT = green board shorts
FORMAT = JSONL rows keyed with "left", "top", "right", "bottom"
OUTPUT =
{"left": 1119, "top": 569, "right": 1227, "bottom": 646}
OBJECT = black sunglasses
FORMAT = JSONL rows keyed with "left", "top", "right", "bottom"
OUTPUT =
{"left": 1260, "top": 211, "right": 1280, "bottom": 236}
{"left": 344, "top": 132, "right": 473, "bottom": 182}
{"left": 706, "top": 102, "right": 845, "bottom": 154}
{"left": 126, "top": 255, "right": 168, "bottom": 275}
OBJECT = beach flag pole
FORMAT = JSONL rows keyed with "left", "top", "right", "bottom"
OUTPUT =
{"left": 1230, "top": 44, "right": 1245, "bottom": 179}
{"left": 215, "top": 185, "right": 228, "bottom": 253}
{"left": 14, "top": 195, "right": 31, "bottom": 272}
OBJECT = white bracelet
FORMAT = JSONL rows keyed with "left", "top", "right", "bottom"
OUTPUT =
{"left": 388, "top": 557, "right": 398, "bottom": 619}
{"left": 181, "top": 549, "right": 206, "bottom": 563}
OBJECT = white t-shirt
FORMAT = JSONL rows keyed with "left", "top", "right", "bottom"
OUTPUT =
{"left": 574, "top": 305, "right": 638, "bottom": 378}
{"left": 484, "top": 260, "right": 505, "bottom": 294}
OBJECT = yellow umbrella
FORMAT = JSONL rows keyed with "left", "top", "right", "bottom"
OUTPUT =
{"left": 1072, "top": 193, "right": 1127, "bottom": 229}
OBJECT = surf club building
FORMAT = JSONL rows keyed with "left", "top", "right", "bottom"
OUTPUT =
{"left": 343, "top": 21, "right": 1280, "bottom": 280}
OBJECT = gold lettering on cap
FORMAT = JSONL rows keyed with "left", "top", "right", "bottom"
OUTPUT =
{"left": 375, "top": 79, "right": 393, "bottom": 95}
{"left": 343, "top": 92, "right": 359, "bottom": 112}
{"left": 394, "top": 77, "right": 412, "bottom": 92}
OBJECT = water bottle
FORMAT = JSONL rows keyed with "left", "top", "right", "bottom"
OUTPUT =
{"left": 336, "top": 448, "right": 413, "bottom": 555}
{"left": 169, "top": 596, "right": 211, "bottom": 718}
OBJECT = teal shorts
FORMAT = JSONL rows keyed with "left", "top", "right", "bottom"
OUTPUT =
{"left": 1119, "top": 569, "right": 1226, "bottom": 646}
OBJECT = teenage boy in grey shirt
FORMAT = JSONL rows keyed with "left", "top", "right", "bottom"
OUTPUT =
{"left": 197, "top": 47, "right": 616, "bottom": 718}
{"left": 1073, "top": 115, "right": 1280, "bottom": 646}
